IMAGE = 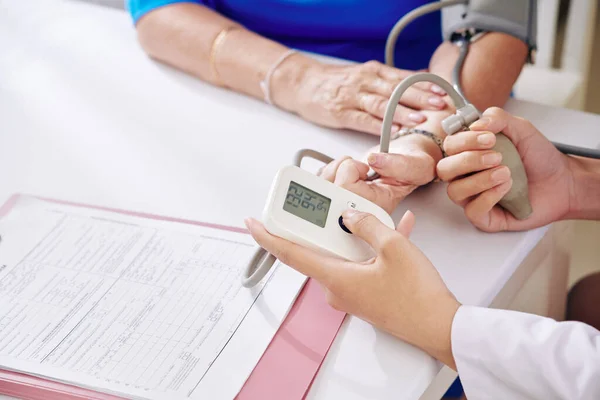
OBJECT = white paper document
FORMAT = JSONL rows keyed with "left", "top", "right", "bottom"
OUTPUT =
{"left": 0, "top": 197, "right": 305, "bottom": 399}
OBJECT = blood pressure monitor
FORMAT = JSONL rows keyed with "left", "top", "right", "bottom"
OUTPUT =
{"left": 262, "top": 165, "right": 395, "bottom": 262}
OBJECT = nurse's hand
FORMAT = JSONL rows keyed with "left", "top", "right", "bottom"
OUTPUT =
{"left": 245, "top": 209, "right": 460, "bottom": 370}
{"left": 276, "top": 60, "right": 448, "bottom": 136}
{"left": 436, "top": 107, "right": 574, "bottom": 232}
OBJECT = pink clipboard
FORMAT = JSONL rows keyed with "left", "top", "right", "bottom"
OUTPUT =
{"left": 0, "top": 194, "right": 347, "bottom": 400}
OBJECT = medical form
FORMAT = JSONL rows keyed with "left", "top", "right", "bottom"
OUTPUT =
{"left": 0, "top": 196, "right": 306, "bottom": 400}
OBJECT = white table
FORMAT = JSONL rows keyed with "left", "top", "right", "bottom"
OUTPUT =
{"left": 0, "top": 1, "right": 599, "bottom": 399}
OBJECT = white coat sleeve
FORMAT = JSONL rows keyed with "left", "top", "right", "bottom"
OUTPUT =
{"left": 452, "top": 305, "right": 600, "bottom": 400}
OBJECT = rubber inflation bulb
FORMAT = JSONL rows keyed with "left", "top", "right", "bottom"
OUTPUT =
{"left": 494, "top": 133, "right": 532, "bottom": 220}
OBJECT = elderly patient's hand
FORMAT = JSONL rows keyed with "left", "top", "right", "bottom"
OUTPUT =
{"left": 318, "top": 146, "right": 436, "bottom": 215}
{"left": 274, "top": 60, "right": 447, "bottom": 136}
{"left": 317, "top": 124, "right": 445, "bottom": 213}
{"left": 317, "top": 131, "right": 441, "bottom": 214}
{"left": 245, "top": 210, "right": 460, "bottom": 370}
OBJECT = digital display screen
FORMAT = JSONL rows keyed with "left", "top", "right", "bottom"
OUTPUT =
{"left": 283, "top": 181, "right": 331, "bottom": 228}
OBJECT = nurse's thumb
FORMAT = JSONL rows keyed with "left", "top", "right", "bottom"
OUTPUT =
{"left": 469, "top": 107, "right": 535, "bottom": 145}
{"left": 341, "top": 209, "right": 396, "bottom": 251}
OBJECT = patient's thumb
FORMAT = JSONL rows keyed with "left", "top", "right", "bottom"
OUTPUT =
{"left": 367, "top": 153, "right": 413, "bottom": 180}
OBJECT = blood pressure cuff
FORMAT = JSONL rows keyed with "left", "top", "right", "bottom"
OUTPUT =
{"left": 441, "top": 0, "right": 537, "bottom": 62}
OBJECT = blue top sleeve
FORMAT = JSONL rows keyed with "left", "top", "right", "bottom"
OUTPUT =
{"left": 125, "top": 0, "right": 442, "bottom": 71}
{"left": 127, "top": 0, "right": 208, "bottom": 24}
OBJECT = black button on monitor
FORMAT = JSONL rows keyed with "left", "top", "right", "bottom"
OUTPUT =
{"left": 338, "top": 215, "right": 352, "bottom": 234}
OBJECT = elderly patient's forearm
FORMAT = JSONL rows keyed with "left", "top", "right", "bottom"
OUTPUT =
{"left": 135, "top": 3, "right": 312, "bottom": 102}
{"left": 429, "top": 33, "right": 528, "bottom": 111}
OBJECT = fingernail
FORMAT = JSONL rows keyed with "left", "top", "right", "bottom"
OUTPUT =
{"left": 491, "top": 167, "right": 511, "bottom": 183}
{"left": 470, "top": 117, "right": 491, "bottom": 130}
{"left": 343, "top": 209, "right": 359, "bottom": 219}
{"left": 482, "top": 152, "right": 502, "bottom": 166}
{"left": 367, "top": 153, "right": 383, "bottom": 168}
{"left": 408, "top": 112, "right": 426, "bottom": 123}
{"left": 244, "top": 218, "right": 252, "bottom": 229}
{"left": 431, "top": 84, "right": 446, "bottom": 95}
{"left": 428, "top": 96, "right": 445, "bottom": 107}
{"left": 477, "top": 133, "right": 495, "bottom": 146}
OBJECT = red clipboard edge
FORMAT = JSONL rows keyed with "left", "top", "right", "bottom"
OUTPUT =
{"left": 0, "top": 370, "right": 125, "bottom": 400}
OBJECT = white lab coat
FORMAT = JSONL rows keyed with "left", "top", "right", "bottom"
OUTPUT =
{"left": 452, "top": 305, "right": 600, "bottom": 399}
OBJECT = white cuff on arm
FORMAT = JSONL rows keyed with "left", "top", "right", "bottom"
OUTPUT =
{"left": 451, "top": 305, "right": 600, "bottom": 400}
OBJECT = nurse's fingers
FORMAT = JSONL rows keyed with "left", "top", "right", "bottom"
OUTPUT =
{"left": 319, "top": 156, "right": 352, "bottom": 182}
{"left": 436, "top": 150, "right": 503, "bottom": 182}
{"left": 463, "top": 180, "right": 513, "bottom": 224}
{"left": 443, "top": 131, "right": 497, "bottom": 156}
{"left": 340, "top": 110, "right": 398, "bottom": 136}
{"left": 356, "top": 92, "right": 426, "bottom": 127}
{"left": 244, "top": 218, "right": 349, "bottom": 284}
{"left": 447, "top": 166, "right": 511, "bottom": 204}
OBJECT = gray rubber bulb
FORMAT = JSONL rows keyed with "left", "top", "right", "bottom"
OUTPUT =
{"left": 493, "top": 133, "right": 533, "bottom": 220}
{"left": 442, "top": 107, "right": 533, "bottom": 221}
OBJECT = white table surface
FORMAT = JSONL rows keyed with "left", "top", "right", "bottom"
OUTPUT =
{"left": 1, "top": 1, "right": 599, "bottom": 399}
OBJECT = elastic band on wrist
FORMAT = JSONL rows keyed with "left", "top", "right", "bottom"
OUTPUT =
{"left": 398, "top": 127, "right": 447, "bottom": 158}
{"left": 260, "top": 49, "right": 297, "bottom": 105}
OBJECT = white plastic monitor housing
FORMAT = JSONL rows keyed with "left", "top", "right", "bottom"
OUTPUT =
{"left": 262, "top": 165, "right": 395, "bottom": 262}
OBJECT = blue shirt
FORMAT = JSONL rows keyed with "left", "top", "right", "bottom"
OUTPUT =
{"left": 127, "top": 0, "right": 442, "bottom": 70}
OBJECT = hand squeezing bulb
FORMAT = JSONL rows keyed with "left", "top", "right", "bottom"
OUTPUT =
{"left": 442, "top": 106, "right": 533, "bottom": 220}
